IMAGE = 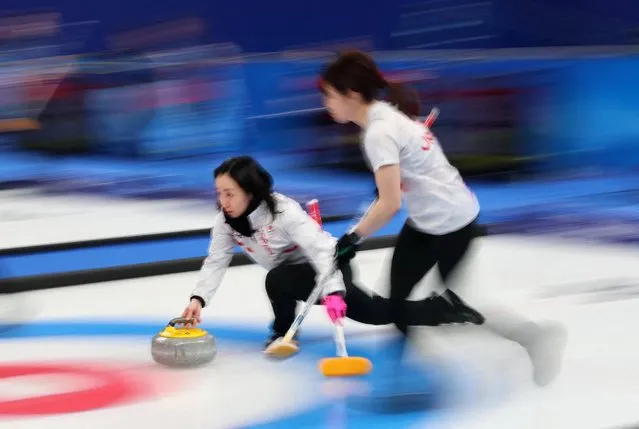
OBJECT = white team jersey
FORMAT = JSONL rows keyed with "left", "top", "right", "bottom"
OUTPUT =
{"left": 191, "top": 193, "right": 345, "bottom": 306}
{"left": 362, "top": 101, "right": 480, "bottom": 235}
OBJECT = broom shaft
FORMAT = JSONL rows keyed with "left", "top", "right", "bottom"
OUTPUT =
{"left": 282, "top": 267, "right": 335, "bottom": 341}
{"left": 282, "top": 198, "right": 334, "bottom": 342}
{"left": 424, "top": 107, "right": 439, "bottom": 127}
{"left": 333, "top": 323, "right": 348, "bottom": 357}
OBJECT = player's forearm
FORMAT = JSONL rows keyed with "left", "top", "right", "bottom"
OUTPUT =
{"left": 353, "top": 199, "right": 400, "bottom": 238}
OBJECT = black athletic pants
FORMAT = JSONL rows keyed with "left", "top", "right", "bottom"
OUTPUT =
{"left": 265, "top": 261, "right": 445, "bottom": 335}
{"left": 390, "top": 218, "right": 478, "bottom": 335}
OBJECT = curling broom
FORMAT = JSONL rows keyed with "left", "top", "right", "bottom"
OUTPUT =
{"left": 318, "top": 320, "right": 373, "bottom": 377}
{"left": 263, "top": 199, "right": 336, "bottom": 359}
{"left": 308, "top": 200, "right": 372, "bottom": 377}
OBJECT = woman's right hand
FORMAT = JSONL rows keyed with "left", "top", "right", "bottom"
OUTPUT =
{"left": 181, "top": 298, "right": 203, "bottom": 326}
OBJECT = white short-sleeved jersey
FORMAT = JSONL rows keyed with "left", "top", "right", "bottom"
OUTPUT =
{"left": 362, "top": 101, "right": 480, "bottom": 235}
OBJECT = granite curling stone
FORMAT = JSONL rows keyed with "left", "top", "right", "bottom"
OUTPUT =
{"left": 151, "top": 318, "right": 217, "bottom": 367}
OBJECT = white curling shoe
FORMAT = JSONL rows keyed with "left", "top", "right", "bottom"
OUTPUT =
{"left": 521, "top": 322, "right": 568, "bottom": 387}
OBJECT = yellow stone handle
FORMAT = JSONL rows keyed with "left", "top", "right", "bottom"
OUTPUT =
{"left": 168, "top": 317, "right": 196, "bottom": 328}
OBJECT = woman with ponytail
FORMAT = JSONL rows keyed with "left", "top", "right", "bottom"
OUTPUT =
{"left": 319, "top": 51, "right": 566, "bottom": 387}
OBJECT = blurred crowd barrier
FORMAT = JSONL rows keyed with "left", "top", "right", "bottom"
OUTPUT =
{"left": 1, "top": 0, "right": 638, "bottom": 52}
{"left": 3, "top": 44, "right": 639, "bottom": 179}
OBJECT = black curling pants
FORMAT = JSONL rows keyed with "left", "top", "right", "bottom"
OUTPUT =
{"left": 265, "top": 261, "right": 450, "bottom": 335}
{"left": 389, "top": 218, "right": 478, "bottom": 335}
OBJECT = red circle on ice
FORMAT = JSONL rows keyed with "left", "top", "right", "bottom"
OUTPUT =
{"left": 0, "top": 362, "right": 150, "bottom": 416}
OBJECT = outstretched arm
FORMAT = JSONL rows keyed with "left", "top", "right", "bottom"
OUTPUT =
{"left": 190, "top": 216, "right": 236, "bottom": 307}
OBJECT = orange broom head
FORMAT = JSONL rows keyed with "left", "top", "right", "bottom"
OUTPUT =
{"left": 263, "top": 338, "right": 300, "bottom": 359}
{"left": 318, "top": 356, "right": 373, "bottom": 377}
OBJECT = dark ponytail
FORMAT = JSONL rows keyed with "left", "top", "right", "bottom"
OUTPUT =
{"left": 385, "top": 80, "right": 420, "bottom": 119}
{"left": 320, "top": 50, "right": 420, "bottom": 119}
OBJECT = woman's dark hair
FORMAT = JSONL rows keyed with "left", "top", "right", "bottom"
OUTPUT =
{"left": 319, "top": 50, "right": 420, "bottom": 119}
{"left": 214, "top": 155, "right": 277, "bottom": 217}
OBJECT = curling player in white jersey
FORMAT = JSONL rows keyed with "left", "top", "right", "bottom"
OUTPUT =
{"left": 318, "top": 50, "right": 567, "bottom": 387}
{"left": 182, "top": 156, "right": 476, "bottom": 350}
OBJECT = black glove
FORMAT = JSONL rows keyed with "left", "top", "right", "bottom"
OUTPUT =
{"left": 335, "top": 232, "right": 362, "bottom": 264}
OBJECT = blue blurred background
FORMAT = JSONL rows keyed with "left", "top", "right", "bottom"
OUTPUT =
{"left": 2, "top": 0, "right": 639, "bottom": 284}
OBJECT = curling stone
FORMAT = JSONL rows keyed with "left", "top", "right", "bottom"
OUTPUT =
{"left": 151, "top": 318, "right": 216, "bottom": 368}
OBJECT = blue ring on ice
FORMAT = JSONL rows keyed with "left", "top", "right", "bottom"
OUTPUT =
{"left": 1, "top": 320, "right": 446, "bottom": 428}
